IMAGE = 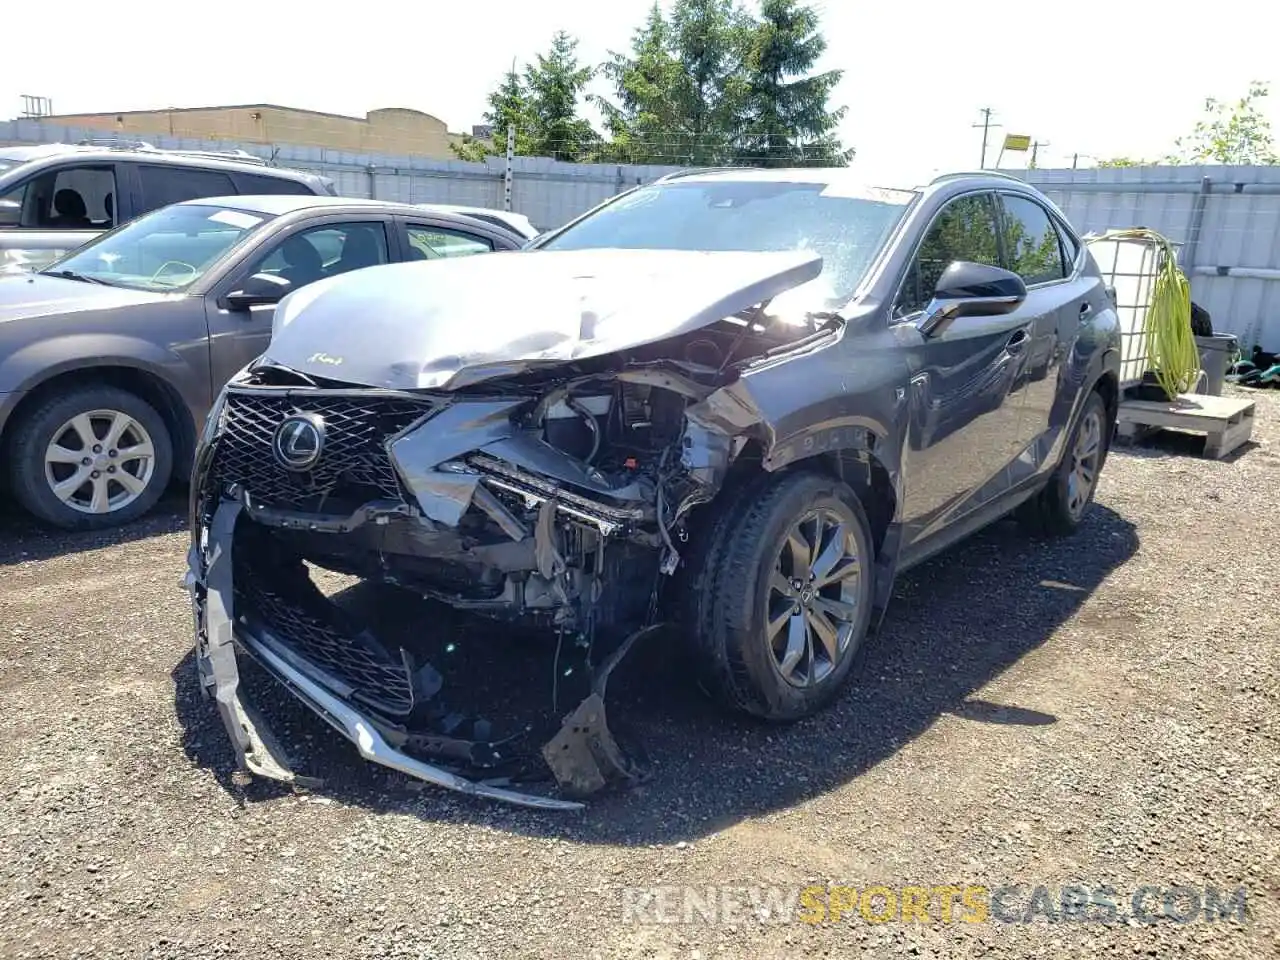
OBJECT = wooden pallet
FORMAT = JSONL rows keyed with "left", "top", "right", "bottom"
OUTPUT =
{"left": 1116, "top": 393, "right": 1256, "bottom": 459}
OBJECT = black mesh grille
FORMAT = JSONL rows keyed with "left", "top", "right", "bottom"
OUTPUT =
{"left": 239, "top": 576, "right": 416, "bottom": 717}
{"left": 210, "top": 391, "right": 436, "bottom": 512}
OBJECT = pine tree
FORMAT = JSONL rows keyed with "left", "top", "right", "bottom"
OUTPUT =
{"left": 740, "top": 0, "right": 851, "bottom": 166}
{"left": 595, "top": 4, "right": 687, "bottom": 164}
{"left": 450, "top": 69, "right": 533, "bottom": 162}
{"left": 668, "top": 0, "right": 753, "bottom": 164}
{"left": 523, "top": 31, "right": 599, "bottom": 162}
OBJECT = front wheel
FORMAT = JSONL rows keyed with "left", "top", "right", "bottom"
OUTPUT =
{"left": 7, "top": 385, "right": 173, "bottom": 531}
{"left": 691, "top": 472, "right": 875, "bottom": 721}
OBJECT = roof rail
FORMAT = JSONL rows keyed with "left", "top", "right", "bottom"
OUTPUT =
{"left": 654, "top": 165, "right": 759, "bottom": 182}
{"left": 74, "top": 137, "right": 269, "bottom": 166}
{"left": 928, "top": 169, "right": 1029, "bottom": 185}
{"left": 165, "top": 148, "right": 269, "bottom": 166}
{"left": 76, "top": 136, "right": 156, "bottom": 150}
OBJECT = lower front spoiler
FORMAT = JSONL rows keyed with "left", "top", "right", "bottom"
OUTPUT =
{"left": 238, "top": 628, "right": 585, "bottom": 812}
{"left": 187, "top": 499, "right": 585, "bottom": 812}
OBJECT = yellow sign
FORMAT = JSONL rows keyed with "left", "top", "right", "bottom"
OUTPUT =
{"left": 1003, "top": 134, "right": 1032, "bottom": 151}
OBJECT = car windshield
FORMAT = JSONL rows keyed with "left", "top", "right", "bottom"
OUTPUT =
{"left": 539, "top": 177, "right": 917, "bottom": 310}
{"left": 42, "top": 203, "right": 274, "bottom": 292}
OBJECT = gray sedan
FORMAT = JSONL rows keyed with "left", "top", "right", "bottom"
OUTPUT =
{"left": 0, "top": 195, "right": 526, "bottom": 529}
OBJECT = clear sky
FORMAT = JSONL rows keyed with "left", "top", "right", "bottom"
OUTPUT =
{"left": 7, "top": 0, "right": 1276, "bottom": 182}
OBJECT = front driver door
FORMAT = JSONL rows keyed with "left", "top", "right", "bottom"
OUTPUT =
{"left": 894, "top": 191, "right": 1037, "bottom": 553}
{"left": 204, "top": 218, "right": 391, "bottom": 389}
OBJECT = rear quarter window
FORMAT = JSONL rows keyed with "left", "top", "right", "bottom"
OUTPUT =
{"left": 233, "top": 173, "right": 317, "bottom": 196}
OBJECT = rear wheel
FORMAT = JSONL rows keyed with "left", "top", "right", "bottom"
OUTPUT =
{"left": 1017, "top": 389, "right": 1109, "bottom": 537}
{"left": 691, "top": 471, "right": 874, "bottom": 721}
{"left": 7, "top": 385, "right": 173, "bottom": 530}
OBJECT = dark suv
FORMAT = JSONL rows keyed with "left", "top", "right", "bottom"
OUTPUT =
{"left": 0, "top": 140, "right": 333, "bottom": 272}
{"left": 187, "top": 168, "right": 1121, "bottom": 809}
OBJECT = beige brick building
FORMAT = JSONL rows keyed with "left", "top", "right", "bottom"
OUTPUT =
{"left": 40, "top": 104, "right": 461, "bottom": 159}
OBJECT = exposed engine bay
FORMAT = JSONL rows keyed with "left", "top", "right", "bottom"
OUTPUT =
{"left": 185, "top": 251, "right": 849, "bottom": 809}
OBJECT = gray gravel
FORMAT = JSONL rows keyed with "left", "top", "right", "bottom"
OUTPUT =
{"left": 1, "top": 386, "right": 1277, "bottom": 959}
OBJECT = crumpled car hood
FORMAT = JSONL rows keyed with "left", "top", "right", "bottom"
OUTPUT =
{"left": 263, "top": 247, "right": 823, "bottom": 390}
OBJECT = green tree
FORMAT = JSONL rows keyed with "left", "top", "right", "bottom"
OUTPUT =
{"left": 598, "top": 0, "right": 752, "bottom": 165}
{"left": 594, "top": 4, "right": 688, "bottom": 164}
{"left": 523, "top": 31, "right": 599, "bottom": 162}
{"left": 739, "top": 0, "right": 850, "bottom": 166}
{"left": 450, "top": 69, "right": 533, "bottom": 162}
{"left": 668, "top": 0, "right": 754, "bottom": 164}
{"left": 1172, "top": 81, "right": 1278, "bottom": 165}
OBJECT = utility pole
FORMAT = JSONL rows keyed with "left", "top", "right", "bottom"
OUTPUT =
{"left": 972, "top": 107, "right": 1001, "bottom": 168}
{"left": 1030, "top": 140, "right": 1049, "bottom": 169}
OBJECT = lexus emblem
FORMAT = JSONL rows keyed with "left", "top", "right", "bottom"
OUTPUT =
{"left": 272, "top": 413, "right": 325, "bottom": 471}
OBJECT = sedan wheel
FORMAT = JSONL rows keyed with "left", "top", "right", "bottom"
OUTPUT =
{"left": 8, "top": 385, "right": 174, "bottom": 531}
{"left": 44, "top": 409, "right": 157, "bottom": 515}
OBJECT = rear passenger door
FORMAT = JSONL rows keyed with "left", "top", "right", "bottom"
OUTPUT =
{"left": 994, "top": 191, "right": 1090, "bottom": 464}
{"left": 393, "top": 216, "right": 521, "bottom": 262}
{"left": 133, "top": 164, "right": 238, "bottom": 216}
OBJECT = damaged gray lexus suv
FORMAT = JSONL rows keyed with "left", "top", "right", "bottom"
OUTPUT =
{"left": 186, "top": 168, "right": 1121, "bottom": 809}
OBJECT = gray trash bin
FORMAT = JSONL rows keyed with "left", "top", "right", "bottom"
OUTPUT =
{"left": 1194, "top": 333, "right": 1238, "bottom": 396}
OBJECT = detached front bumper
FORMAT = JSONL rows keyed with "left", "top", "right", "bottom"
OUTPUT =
{"left": 185, "top": 499, "right": 586, "bottom": 811}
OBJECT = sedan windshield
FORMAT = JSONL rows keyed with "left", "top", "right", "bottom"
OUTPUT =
{"left": 43, "top": 203, "right": 273, "bottom": 292}
{"left": 539, "top": 177, "right": 916, "bottom": 309}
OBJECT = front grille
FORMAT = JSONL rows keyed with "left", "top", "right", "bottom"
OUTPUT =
{"left": 238, "top": 572, "right": 416, "bottom": 717}
{"left": 210, "top": 391, "right": 436, "bottom": 512}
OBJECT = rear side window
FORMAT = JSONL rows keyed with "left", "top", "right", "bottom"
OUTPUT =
{"left": 406, "top": 225, "right": 494, "bottom": 259}
{"left": 136, "top": 164, "right": 237, "bottom": 212}
{"left": 999, "top": 194, "right": 1066, "bottom": 285}
{"left": 896, "top": 192, "right": 1001, "bottom": 318}
{"left": 1055, "top": 217, "right": 1081, "bottom": 268}
{"left": 233, "top": 172, "right": 316, "bottom": 196}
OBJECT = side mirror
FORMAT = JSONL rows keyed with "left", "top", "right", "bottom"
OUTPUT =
{"left": 223, "top": 272, "right": 289, "bottom": 311}
{"left": 918, "top": 261, "right": 1027, "bottom": 338}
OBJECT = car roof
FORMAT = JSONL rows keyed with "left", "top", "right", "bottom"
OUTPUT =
{"left": 653, "top": 165, "right": 1043, "bottom": 198}
{"left": 0, "top": 142, "right": 321, "bottom": 181}
{"left": 653, "top": 166, "right": 921, "bottom": 200}
{"left": 173, "top": 194, "right": 530, "bottom": 240}
{"left": 178, "top": 194, "right": 408, "bottom": 216}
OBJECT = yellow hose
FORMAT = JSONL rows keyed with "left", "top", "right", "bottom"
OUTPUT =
{"left": 1101, "top": 228, "right": 1201, "bottom": 397}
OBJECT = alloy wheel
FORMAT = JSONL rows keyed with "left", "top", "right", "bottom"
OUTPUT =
{"left": 1066, "top": 408, "right": 1103, "bottom": 520}
{"left": 43, "top": 409, "right": 157, "bottom": 515}
{"left": 766, "top": 506, "right": 864, "bottom": 688}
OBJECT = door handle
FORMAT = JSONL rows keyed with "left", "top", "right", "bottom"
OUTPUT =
{"left": 1005, "top": 329, "right": 1029, "bottom": 354}
{"left": 1079, "top": 302, "right": 1093, "bottom": 319}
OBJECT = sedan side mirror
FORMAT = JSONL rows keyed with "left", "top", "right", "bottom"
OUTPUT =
{"left": 918, "top": 261, "right": 1027, "bottom": 338}
{"left": 224, "top": 272, "right": 290, "bottom": 311}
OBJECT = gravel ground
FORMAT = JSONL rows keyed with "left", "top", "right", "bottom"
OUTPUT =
{"left": 1, "top": 387, "right": 1277, "bottom": 960}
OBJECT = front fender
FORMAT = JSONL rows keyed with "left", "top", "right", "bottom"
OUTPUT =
{"left": 0, "top": 332, "right": 202, "bottom": 437}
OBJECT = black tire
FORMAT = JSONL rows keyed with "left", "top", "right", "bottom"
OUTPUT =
{"left": 1017, "top": 389, "right": 1110, "bottom": 538}
{"left": 690, "top": 471, "right": 875, "bottom": 721}
{"left": 7, "top": 385, "right": 173, "bottom": 531}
